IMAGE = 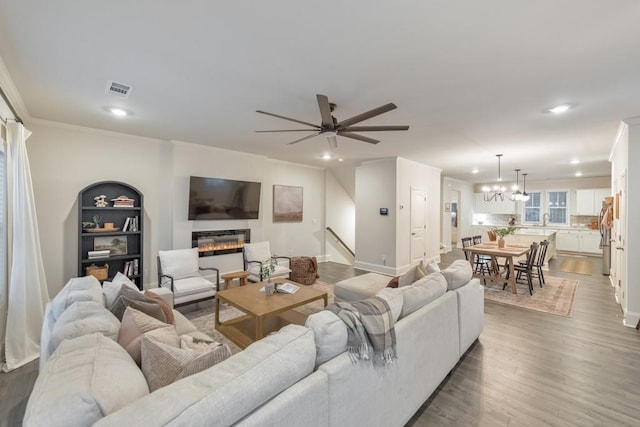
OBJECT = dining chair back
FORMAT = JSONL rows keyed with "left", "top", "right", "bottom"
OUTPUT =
{"left": 513, "top": 242, "right": 539, "bottom": 295}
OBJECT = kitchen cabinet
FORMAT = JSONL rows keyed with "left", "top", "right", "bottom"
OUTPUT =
{"left": 474, "top": 193, "right": 516, "bottom": 214}
{"left": 556, "top": 229, "right": 601, "bottom": 255}
{"left": 576, "top": 188, "right": 611, "bottom": 215}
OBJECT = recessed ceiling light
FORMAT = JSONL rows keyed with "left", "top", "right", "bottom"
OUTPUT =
{"left": 322, "top": 153, "right": 332, "bottom": 160}
{"left": 575, "top": 171, "right": 583, "bottom": 177}
{"left": 471, "top": 168, "right": 479, "bottom": 174}
{"left": 109, "top": 107, "right": 128, "bottom": 117}
{"left": 549, "top": 104, "right": 572, "bottom": 114}
{"left": 338, "top": 158, "right": 344, "bottom": 162}
{"left": 570, "top": 159, "right": 580, "bottom": 164}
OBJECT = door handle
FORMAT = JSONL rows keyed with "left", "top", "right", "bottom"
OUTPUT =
{"left": 411, "top": 233, "right": 416, "bottom": 236}
{"left": 616, "top": 246, "right": 624, "bottom": 251}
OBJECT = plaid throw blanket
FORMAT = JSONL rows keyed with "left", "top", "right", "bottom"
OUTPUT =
{"left": 327, "top": 296, "right": 397, "bottom": 365}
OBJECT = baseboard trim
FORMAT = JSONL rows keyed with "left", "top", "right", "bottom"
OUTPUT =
{"left": 354, "top": 256, "right": 441, "bottom": 276}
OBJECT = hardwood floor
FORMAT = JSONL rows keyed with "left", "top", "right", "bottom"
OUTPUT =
{"left": 2, "top": 253, "right": 638, "bottom": 426}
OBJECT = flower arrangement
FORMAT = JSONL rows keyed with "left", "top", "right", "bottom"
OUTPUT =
{"left": 492, "top": 226, "right": 517, "bottom": 238}
{"left": 260, "top": 257, "right": 277, "bottom": 281}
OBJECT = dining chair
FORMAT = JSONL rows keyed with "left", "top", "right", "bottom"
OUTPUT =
{"left": 462, "top": 236, "right": 491, "bottom": 276}
{"left": 511, "top": 242, "right": 539, "bottom": 295}
{"left": 519, "top": 240, "right": 548, "bottom": 288}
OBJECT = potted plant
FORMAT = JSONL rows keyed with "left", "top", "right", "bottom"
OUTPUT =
{"left": 492, "top": 226, "right": 517, "bottom": 248}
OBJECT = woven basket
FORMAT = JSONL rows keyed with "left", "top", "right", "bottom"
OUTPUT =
{"left": 289, "top": 256, "right": 318, "bottom": 285}
{"left": 85, "top": 263, "right": 109, "bottom": 281}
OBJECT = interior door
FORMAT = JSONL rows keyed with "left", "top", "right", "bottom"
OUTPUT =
{"left": 411, "top": 187, "right": 427, "bottom": 265}
{"left": 615, "top": 171, "right": 627, "bottom": 310}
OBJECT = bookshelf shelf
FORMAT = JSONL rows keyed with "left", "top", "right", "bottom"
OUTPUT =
{"left": 78, "top": 181, "right": 144, "bottom": 289}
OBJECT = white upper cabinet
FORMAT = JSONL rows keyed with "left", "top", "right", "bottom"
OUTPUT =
{"left": 576, "top": 188, "right": 611, "bottom": 215}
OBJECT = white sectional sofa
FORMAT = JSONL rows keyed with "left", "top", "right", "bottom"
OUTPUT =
{"left": 25, "top": 261, "right": 483, "bottom": 427}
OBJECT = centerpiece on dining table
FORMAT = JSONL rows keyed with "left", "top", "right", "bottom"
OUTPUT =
{"left": 491, "top": 226, "right": 517, "bottom": 248}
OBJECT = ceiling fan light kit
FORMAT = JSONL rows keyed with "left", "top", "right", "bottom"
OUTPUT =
{"left": 256, "top": 94, "right": 409, "bottom": 149}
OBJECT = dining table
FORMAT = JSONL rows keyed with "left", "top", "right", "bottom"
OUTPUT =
{"left": 462, "top": 242, "right": 531, "bottom": 294}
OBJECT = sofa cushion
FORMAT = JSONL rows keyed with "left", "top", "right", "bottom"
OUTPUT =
{"left": 51, "top": 276, "right": 103, "bottom": 320}
{"left": 141, "top": 337, "right": 231, "bottom": 391}
{"left": 24, "top": 333, "right": 149, "bottom": 427}
{"left": 49, "top": 301, "right": 120, "bottom": 355}
{"left": 158, "top": 248, "right": 200, "bottom": 281}
{"left": 110, "top": 286, "right": 167, "bottom": 323}
{"left": 117, "top": 307, "right": 174, "bottom": 365}
{"left": 375, "top": 287, "right": 404, "bottom": 323}
{"left": 440, "top": 259, "right": 473, "bottom": 290}
{"left": 400, "top": 272, "right": 448, "bottom": 318}
{"left": 305, "top": 310, "right": 348, "bottom": 365}
{"left": 334, "top": 273, "right": 390, "bottom": 302}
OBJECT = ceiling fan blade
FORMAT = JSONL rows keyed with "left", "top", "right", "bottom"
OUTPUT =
{"left": 342, "top": 125, "right": 409, "bottom": 132}
{"left": 287, "top": 132, "right": 321, "bottom": 145}
{"left": 336, "top": 103, "right": 397, "bottom": 129}
{"left": 316, "top": 94, "right": 334, "bottom": 129}
{"left": 256, "top": 110, "right": 320, "bottom": 129}
{"left": 255, "top": 129, "right": 318, "bottom": 133}
{"left": 338, "top": 131, "right": 380, "bottom": 144}
{"left": 327, "top": 135, "right": 338, "bottom": 150}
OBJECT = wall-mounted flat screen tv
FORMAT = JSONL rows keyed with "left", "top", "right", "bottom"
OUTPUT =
{"left": 188, "top": 176, "right": 261, "bottom": 220}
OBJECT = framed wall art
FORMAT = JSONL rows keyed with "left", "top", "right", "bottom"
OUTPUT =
{"left": 94, "top": 236, "right": 128, "bottom": 255}
{"left": 273, "top": 185, "right": 303, "bottom": 222}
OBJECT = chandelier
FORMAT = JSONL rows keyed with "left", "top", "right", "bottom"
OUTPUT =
{"left": 482, "top": 154, "right": 506, "bottom": 202}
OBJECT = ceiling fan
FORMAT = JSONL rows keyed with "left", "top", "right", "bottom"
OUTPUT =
{"left": 256, "top": 94, "right": 409, "bottom": 149}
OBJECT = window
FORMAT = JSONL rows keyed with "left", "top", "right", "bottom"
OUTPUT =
{"left": 547, "top": 190, "right": 568, "bottom": 225}
{"left": 523, "top": 191, "right": 541, "bottom": 223}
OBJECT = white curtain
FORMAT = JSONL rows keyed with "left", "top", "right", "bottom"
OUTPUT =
{"left": 1, "top": 122, "right": 49, "bottom": 371}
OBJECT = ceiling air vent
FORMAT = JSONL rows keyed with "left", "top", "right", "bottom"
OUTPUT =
{"left": 105, "top": 80, "right": 133, "bottom": 98}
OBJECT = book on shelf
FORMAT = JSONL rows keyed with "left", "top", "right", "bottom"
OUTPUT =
{"left": 123, "top": 261, "right": 131, "bottom": 276}
{"left": 133, "top": 259, "right": 139, "bottom": 276}
{"left": 122, "top": 217, "right": 131, "bottom": 232}
{"left": 88, "top": 250, "right": 110, "bottom": 259}
{"left": 131, "top": 216, "right": 139, "bottom": 232}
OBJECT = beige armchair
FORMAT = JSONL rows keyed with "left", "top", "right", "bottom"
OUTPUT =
{"left": 157, "top": 248, "right": 219, "bottom": 307}
{"left": 242, "top": 241, "right": 291, "bottom": 282}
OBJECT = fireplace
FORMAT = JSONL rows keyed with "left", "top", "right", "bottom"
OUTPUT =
{"left": 192, "top": 229, "right": 251, "bottom": 257}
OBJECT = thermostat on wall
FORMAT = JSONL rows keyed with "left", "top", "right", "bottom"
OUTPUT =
{"left": 380, "top": 208, "right": 389, "bottom": 216}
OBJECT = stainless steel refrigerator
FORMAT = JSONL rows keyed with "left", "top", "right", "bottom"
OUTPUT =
{"left": 599, "top": 201, "right": 612, "bottom": 275}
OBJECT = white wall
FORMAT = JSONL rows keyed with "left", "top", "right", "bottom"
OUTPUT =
{"left": 325, "top": 170, "right": 355, "bottom": 265}
{"left": 355, "top": 158, "right": 397, "bottom": 273}
{"left": 354, "top": 157, "right": 441, "bottom": 275}
{"left": 396, "top": 157, "right": 441, "bottom": 270}
{"left": 27, "top": 122, "right": 328, "bottom": 296}
{"left": 27, "top": 120, "right": 173, "bottom": 296}
{"left": 441, "top": 177, "right": 475, "bottom": 252}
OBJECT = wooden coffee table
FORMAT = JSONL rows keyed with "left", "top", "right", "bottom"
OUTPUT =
{"left": 215, "top": 278, "right": 328, "bottom": 349}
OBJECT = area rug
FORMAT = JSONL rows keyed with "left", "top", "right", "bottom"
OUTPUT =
{"left": 183, "top": 280, "right": 335, "bottom": 354}
{"left": 483, "top": 276, "right": 579, "bottom": 317}
{"left": 559, "top": 258, "right": 593, "bottom": 275}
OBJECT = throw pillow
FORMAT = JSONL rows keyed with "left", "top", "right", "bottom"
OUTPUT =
{"left": 440, "top": 260, "right": 473, "bottom": 290}
{"left": 144, "top": 290, "right": 175, "bottom": 324}
{"left": 111, "top": 272, "right": 139, "bottom": 291}
{"left": 425, "top": 261, "right": 440, "bottom": 274}
{"left": 141, "top": 336, "right": 231, "bottom": 391}
{"left": 49, "top": 301, "right": 121, "bottom": 355}
{"left": 398, "top": 264, "right": 426, "bottom": 287}
{"left": 118, "top": 307, "right": 174, "bottom": 365}
{"left": 386, "top": 276, "right": 400, "bottom": 288}
{"left": 179, "top": 335, "right": 219, "bottom": 352}
{"left": 110, "top": 286, "right": 167, "bottom": 323}
{"left": 304, "top": 310, "right": 348, "bottom": 366}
